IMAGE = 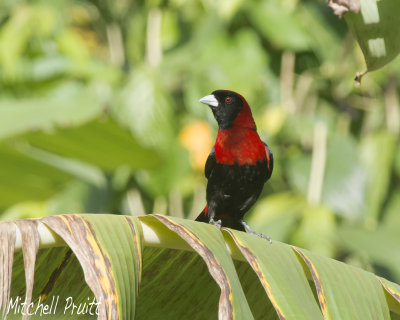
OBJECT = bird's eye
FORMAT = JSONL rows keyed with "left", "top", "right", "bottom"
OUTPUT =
{"left": 225, "top": 97, "right": 232, "bottom": 104}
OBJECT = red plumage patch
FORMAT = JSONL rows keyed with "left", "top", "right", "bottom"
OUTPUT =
{"left": 214, "top": 101, "right": 266, "bottom": 165}
{"left": 203, "top": 204, "right": 209, "bottom": 216}
{"left": 215, "top": 128, "right": 266, "bottom": 165}
{"left": 231, "top": 103, "right": 256, "bottom": 129}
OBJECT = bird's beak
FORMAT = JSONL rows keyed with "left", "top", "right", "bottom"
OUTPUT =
{"left": 199, "top": 94, "right": 218, "bottom": 107}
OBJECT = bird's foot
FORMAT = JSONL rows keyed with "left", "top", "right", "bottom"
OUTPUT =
{"left": 240, "top": 220, "right": 272, "bottom": 243}
{"left": 209, "top": 217, "right": 222, "bottom": 229}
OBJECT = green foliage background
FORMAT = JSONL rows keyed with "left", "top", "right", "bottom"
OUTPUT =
{"left": 1, "top": 0, "right": 400, "bottom": 284}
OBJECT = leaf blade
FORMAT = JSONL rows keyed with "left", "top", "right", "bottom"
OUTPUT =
{"left": 150, "top": 215, "right": 254, "bottom": 320}
{"left": 294, "top": 247, "right": 391, "bottom": 320}
{"left": 226, "top": 230, "right": 323, "bottom": 320}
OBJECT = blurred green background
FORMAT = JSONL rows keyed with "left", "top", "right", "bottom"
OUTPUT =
{"left": 1, "top": 0, "right": 400, "bottom": 283}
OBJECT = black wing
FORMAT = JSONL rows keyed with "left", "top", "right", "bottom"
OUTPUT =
{"left": 263, "top": 142, "right": 273, "bottom": 181}
{"left": 205, "top": 147, "right": 216, "bottom": 179}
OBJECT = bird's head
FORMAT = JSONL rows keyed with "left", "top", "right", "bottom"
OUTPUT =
{"left": 199, "top": 90, "right": 256, "bottom": 130}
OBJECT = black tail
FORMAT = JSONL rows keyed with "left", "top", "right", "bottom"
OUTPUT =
{"left": 195, "top": 205, "right": 209, "bottom": 222}
{"left": 195, "top": 205, "right": 246, "bottom": 232}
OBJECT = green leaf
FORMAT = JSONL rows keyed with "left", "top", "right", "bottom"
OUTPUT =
{"left": 0, "top": 4, "right": 36, "bottom": 77}
{"left": 380, "top": 278, "right": 400, "bottom": 315}
{"left": 322, "top": 134, "right": 366, "bottom": 219}
{"left": 360, "top": 132, "right": 396, "bottom": 224}
{"left": 2, "top": 215, "right": 400, "bottom": 319}
{"left": 173, "top": 27, "right": 268, "bottom": 117}
{"left": 345, "top": 0, "right": 400, "bottom": 71}
{"left": 247, "top": 192, "right": 305, "bottom": 241}
{"left": 41, "top": 214, "right": 143, "bottom": 319}
{"left": 293, "top": 205, "right": 336, "bottom": 257}
{"left": 295, "top": 247, "right": 391, "bottom": 319}
{"left": 21, "top": 118, "right": 162, "bottom": 171}
{"left": 0, "top": 145, "right": 72, "bottom": 209}
{"left": 339, "top": 224, "right": 400, "bottom": 283}
{"left": 226, "top": 230, "right": 323, "bottom": 319}
{"left": 149, "top": 215, "right": 254, "bottom": 319}
{"left": 288, "top": 134, "right": 366, "bottom": 219}
{"left": 136, "top": 142, "right": 190, "bottom": 196}
{"left": 0, "top": 82, "right": 107, "bottom": 141}
{"left": 246, "top": 0, "right": 310, "bottom": 51}
{"left": 113, "top": 68, "right": 176, "bottom": 150}
{"left": 138, "top": 247, "right": 222, "bottom": 319}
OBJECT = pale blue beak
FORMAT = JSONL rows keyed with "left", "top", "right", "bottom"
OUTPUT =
{"left": 199, "top": 94, "right": 218, "bottom": 107}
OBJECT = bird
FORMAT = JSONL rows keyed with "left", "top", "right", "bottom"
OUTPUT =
{"left": 195, "top": 90, "right": 273, "bottom": 241}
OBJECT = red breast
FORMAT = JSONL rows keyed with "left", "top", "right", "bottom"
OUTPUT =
{"left": 215, "top": 128, "right": 266, "bottom": 165}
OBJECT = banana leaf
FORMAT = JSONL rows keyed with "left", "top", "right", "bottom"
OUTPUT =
{"left": 0, "top": 214, "right": 399, "bottom": 319}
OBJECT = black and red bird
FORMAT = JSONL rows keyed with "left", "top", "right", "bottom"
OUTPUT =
{"left": 195, "top": 90, "right": 273, "bottom": 240}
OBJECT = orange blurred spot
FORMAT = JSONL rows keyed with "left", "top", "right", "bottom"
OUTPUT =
{"left": 179, "top": 121, "right": 213, "bottom": 171}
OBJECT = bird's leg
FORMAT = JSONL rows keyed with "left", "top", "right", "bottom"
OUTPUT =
{"left": 208, "top": 207, "right": 222, "bottom": 229}
{"left": 209, "top": 217, "right": 222, "bottom": 229}
{"left": 240, "top": 220, "right": 272, "bottom": 243}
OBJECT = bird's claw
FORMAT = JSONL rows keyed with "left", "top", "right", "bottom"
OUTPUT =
{"left": 241, "top": 220, "right": 272, "bottom": 243}
{"left": 209, "top": 217, "right": 222, "bottom": 229}
{"left": 256, "top": 232, "right": 272, "bottom": 243}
